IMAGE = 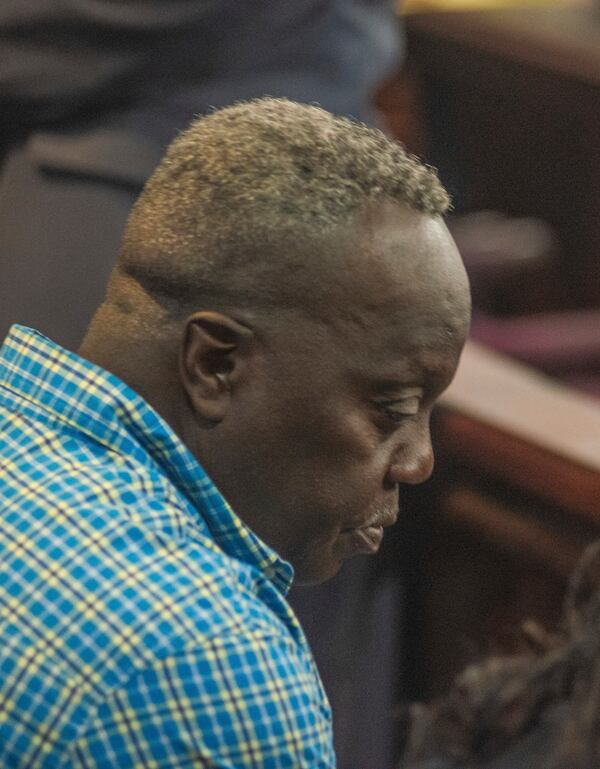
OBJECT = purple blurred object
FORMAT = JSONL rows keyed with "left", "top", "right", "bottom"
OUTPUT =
{"left": 451, "top": 211, "right": 600, "bottom": 399}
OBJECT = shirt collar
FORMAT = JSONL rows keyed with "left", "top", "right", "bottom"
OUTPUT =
{"left": 0, "top": 325, "right": 294, "bottom": 594}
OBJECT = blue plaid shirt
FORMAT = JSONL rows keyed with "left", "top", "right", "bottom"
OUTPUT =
{"left": 0, "top": 326, "right": 335, "bottom": 769}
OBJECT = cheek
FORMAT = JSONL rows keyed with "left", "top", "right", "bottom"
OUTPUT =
{"left": 308, "top": 406, "right": 382, "bottom": 461}
{"left": 236, "top": 392, "right": 387, "bottom": 502}
{"left": 308, "top": 411, "right": 390, "bottom": 490}
{"left": 296, "top": 450, "right": 389, "bottom": 526}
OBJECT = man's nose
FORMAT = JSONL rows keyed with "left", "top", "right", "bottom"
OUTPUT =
{"left": 385, "top": 426, "right": 435, "bottom": 486}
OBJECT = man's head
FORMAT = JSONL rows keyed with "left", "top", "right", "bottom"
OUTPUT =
{"left": 81, "top": 98, "right": 471, "bottom": 584}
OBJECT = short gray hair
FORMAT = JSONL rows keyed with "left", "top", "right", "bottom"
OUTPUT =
{"left": 116, "top": 98, "right": 450, "bottom": 315}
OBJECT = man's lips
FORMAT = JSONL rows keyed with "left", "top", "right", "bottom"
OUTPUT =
{"left": 337, "top": 525, "right": 385, "bottom": 556}
{"left": 340, "top": 511, "right": 398, "bottom": 556}
{"left": 342, "top": 509, "right": 398, "bottom": 533}
{"left": 345, "top": 524, "right": 385, "bottom": 555}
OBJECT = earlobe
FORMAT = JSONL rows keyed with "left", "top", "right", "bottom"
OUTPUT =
{"left": 179, "top": 312, "right": 252, "bottom": 425}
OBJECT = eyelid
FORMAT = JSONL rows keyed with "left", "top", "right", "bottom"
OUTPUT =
{"left": 384, "top": 396, "right": 421, "bottom": 416}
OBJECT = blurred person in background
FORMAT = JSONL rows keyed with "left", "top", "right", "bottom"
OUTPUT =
{"left": 401, "top": 541, "right": 600, "bottom": 769}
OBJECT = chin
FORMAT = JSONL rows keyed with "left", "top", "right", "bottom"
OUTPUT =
{"left": 292, "top": 552, "right": 344, "bottom": 586}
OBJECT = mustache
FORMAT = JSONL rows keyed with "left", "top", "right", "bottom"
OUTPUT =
{"left": 340, "top": 500, "right": 398, "bottom": 531}
{"left": 364, "top": 505, "right": 398, "bottom": 528}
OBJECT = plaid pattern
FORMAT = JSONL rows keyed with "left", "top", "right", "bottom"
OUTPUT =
{"left": 0, "top": 326, "right": 334, "bottom": 769}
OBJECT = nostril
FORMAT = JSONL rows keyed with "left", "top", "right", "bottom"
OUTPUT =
{"left": 383, "top": 474, "right": 397, "bottom": 492}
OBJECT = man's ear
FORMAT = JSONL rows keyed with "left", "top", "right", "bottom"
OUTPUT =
{"left": 179, "top": 311, "right": 253, "bottom": 425}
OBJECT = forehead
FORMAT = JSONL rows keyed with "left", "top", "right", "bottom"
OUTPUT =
{"left": 317, "top": 204, "right": 471, "bottom": 379}
{"left": 350, "top": 202, "right": 468, "bottom": 308}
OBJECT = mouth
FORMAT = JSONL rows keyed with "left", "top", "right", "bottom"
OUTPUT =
{"left": 346, "top": 524, "right": 385, "bottom": 554}
{"left": 365, "top": 509, "right": 398, "bottom": 530}
{"left": 339, "top": 510, "right": 398, "bottom": 556}
{"left": 342, "top": 509, "right": 398, "bottom": 533}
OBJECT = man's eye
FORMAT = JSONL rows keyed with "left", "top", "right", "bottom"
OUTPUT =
{"left": 381, "top": 397, "right": 421, "bottom": 423}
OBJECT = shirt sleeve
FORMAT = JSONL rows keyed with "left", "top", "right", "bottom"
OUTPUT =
{"left": 67, "top": 630, "right": 335, "bottom": 769}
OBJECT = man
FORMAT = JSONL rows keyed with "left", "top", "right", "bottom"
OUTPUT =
{"left": 0, "top": 99, "right": 470, "bottom": 767}
{"left": 1, "top": 8, "right": 404, "bottom": 762}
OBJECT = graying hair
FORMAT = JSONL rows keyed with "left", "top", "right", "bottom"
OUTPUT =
{"left": 115, "top": 97, "right": 450, "bottom": 315}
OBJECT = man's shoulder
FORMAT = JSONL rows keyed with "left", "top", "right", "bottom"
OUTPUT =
{"left": 0, "top": 393, "right": 290, "bottom": 681}
{"left": 0, "top": 431, "right": 300, "bottom": 765}
{"left": 0, "top": 399, "right": 191, "bottom": 543}
{"left": 2, "top": 412, "right": 274, "bottom": 627}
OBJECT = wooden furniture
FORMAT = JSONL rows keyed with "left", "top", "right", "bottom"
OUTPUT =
{"left": 402, "top": 341, "right": 600, "bottom": 699}
{"left": 398, "top": 7, "right": 600, "bottom": 308}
